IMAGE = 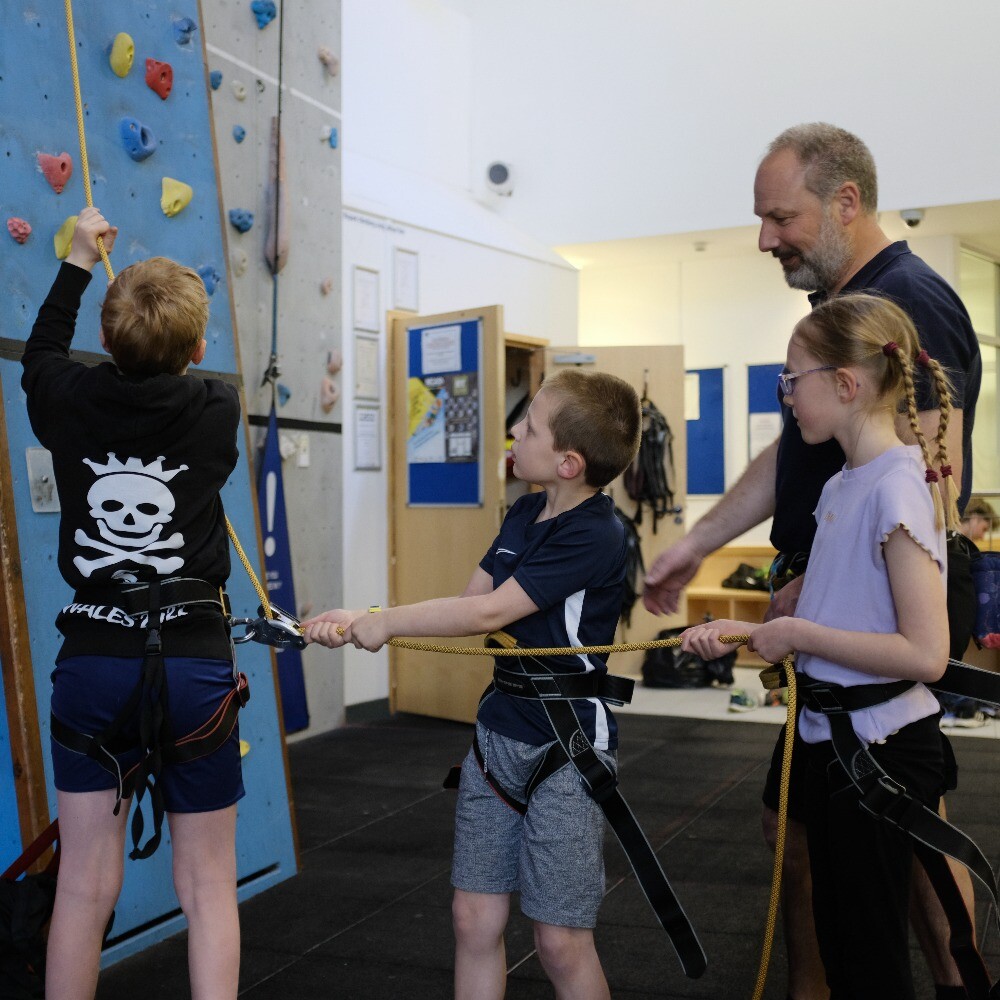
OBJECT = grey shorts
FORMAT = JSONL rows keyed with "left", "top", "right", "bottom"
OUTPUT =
{"left": 451, "top": 722, "right": 614, "bottom": 928}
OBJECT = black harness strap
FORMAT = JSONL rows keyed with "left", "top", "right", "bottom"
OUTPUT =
{"left": 797, "top": 673, "right": 1000, "bottom": 999}
{"left": 456, "top": 639, "right": 706, "bottom": 980}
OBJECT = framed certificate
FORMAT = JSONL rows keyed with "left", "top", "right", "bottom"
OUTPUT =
{"left": 352, "top": 266, "right": 380, "bottom": 332}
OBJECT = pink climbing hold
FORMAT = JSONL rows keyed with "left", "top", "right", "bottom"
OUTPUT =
{"left": 38, "top": 153, "right": 73, "bottom": 194}
{"left": 7, "top": 218, "right": 32, "bottom": 244}
{"left": 145, "top": 58, "right": 174, "bottom": 100}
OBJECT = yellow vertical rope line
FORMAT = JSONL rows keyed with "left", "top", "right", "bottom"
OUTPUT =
{"left": 751, "top": 656, "right": 797, "bottom": 1000}
{"left": 62, "top": 0, "right": 274, "bottom": 618}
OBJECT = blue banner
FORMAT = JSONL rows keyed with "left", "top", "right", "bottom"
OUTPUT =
{"left": 257, "top": 406, "right": 309, "bottom": 733}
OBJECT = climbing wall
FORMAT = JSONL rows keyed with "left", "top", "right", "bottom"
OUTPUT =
{"left": 0, "top": 1, "right": 297, "bottom": 964}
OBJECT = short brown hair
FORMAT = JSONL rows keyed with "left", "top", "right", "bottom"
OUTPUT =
{"left": 542, "top": 369, "right": 641, "bottom": 488}
{"left": 767, "top": 123, "right": 879, "bottom": 214}
{"left": 100, "top": 257, "right": 209, "bottom": 376}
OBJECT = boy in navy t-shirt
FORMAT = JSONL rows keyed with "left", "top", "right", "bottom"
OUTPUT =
{"left": 305, "top": 368, "right": 641, "bottom": 999}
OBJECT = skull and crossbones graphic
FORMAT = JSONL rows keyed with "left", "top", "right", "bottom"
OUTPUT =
{"left": 73, "top": 454, "right": 189, "bottom": 578}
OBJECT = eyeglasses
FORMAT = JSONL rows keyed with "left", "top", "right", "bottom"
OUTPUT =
{"left": 778, "top": 365, "right": 836, "bottom": 395}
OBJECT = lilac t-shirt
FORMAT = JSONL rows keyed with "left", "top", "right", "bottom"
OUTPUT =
{"left": 795, "top": 445, "right": 946, "bottom": 745}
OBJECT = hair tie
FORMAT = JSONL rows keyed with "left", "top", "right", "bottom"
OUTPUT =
{"left": 940, "top": 465, "right": 953, "bottom": 479}
{"left": 925, "top": 468, "right": 939, "bottom": 484}
{"left": 881, "top": 341, "right": 899, "bottom": 357}
{"left": 916, "top": 349, "right": 932, "bottom": 368}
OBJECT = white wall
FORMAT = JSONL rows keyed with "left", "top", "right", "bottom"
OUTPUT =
{"left": 462, "top": 0, "right": 1000, "bottom": 245}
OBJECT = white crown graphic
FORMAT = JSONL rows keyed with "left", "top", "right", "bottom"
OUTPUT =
{"left": 82, "top": 453, "right": 188, "bottom": 481}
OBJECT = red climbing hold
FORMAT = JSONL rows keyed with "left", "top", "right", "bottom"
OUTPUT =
{"left": 38, "top": 153, "right": 73, "bottom": 194}
{"left": 145, "top": 59, "right": 174, "bottom": 100}
{"left": 7, "top": 218, "right": 32, "bottom": 244}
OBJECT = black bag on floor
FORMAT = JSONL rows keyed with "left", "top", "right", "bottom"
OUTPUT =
{"left": 641, "top": 626, "right": 736, "bottom": 689}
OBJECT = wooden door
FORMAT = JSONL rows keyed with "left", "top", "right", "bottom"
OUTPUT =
{"left": 387, "top": 307, "right": 506, "bottom": 721}
{"left": 546, "top": 345, "right": 688, "bottom": 676}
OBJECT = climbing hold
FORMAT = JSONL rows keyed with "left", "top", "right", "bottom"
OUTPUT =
{"left": 326, "top": 349, "right": 343, "bottom": 375}
{"left": 328, "top": 127, "right": 338, "bottom": 149}
{"left": 119, "top": 117, "right": 157, "bottom": 162}
{"left": 161, "top": 177, "right": 194, "bottom": 217}
{"left": 145, "top": 59, "right": 173, "bottom": 100}
{"left": 38, "top": 153, "right": 73, "bottom": 194}
{"left": 239, "top": 739, "right": 251, "bottom": 758}
{"left": 231, "top": 248, "right": 248, "bottom": 277}
{"left": 6, "top": 218, "right": 32, "bottom": 244}
{"left": 210, "top": 69, "right": 223, "bottom": 90}
{"left": 319, "top": 377, "right": 339, "bottom": 414}
{"left": 54, "top": 216, "right": 78, "bottom": 260}
{"left": 232, "top": 80, "right": 247, "bottom": 101}
{"left": 319, "top": 126, "right": 331, "bottom": 142}
{"left": 228, "top": 208, "right": 254, "bottom": 233}
{"left": 173, "top": 17, "right": 198, "bottom": 45}
{"left": 320, "top": 277, "right": 333, "bottom": 296}
{"left": 318, "top": 47, "right": 339, "bottom": 77}
{"left": 277, "top": 383, "right": 292, "bottom": 406}
{"left": 197, "top": 264, "right": 222, "bottom": 296}
{"left": 109, "top": 33, "right": 135, "bottom": 77}
{"left": 250, "top": 0, "right": 277, "bottom": 30}
{"left": 232, "top": 125, "right": 246, "bottom": 144}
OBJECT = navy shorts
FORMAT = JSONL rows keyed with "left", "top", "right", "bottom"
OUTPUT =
{"left": 50, "top": 654, "right": 245, "bottom": 813}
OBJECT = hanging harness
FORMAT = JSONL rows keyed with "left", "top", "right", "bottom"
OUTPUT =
{"left": 48, "top": 578, "right": 307, "bottom": 860}
{"left": 445, "top": 632, "right": 707, "bottom": 981}
{"left": 623, "top": 397, "right": 680, "bottom": 533}
{"left": 774, "top": 662, "right": 1000, "bottom": 999}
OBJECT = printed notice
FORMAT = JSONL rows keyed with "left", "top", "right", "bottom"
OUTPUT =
{"left": 421, "top": 325, "right": 462, "bottom": 375}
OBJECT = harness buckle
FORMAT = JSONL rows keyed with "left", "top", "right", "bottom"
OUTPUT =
{"left": 806, "top": 684, "right": 846, "bottom": 714}
{"left": 144, "top": 628, "right": 162, "bottom": 655}
{"left": 860, "top": 773, "right": 911, "bottom": 825}
{"left": 230, "top": 604, "right": 306, "bottom": 650}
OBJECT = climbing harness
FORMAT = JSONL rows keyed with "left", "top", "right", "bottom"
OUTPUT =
{"left": 761, "top": 659, "right": 1000, "bottom": 1000}
{"left": 50, "top": 0, "right": 306, "bottom": 860}
{"left": 623, "top": 378, "right": 681, "bottom": 533}
{"left": 443, "top": 630, "right": 708, "bottom": 980}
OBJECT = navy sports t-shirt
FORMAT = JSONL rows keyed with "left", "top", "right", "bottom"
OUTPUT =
{"left": 476, "top": 490, "right": 627, "bottom": 751}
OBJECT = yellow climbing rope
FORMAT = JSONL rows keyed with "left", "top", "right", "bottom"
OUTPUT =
{"left": 62, "top": 0, "right": 273, "bottom": 619}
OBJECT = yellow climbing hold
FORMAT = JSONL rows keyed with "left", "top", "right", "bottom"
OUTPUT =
{"left": 110, "top": 33, "right": 135, "bottom": 78}
{"left": 54, "top": 215, "right": 78, "bottom": 260}
{"left": 239, "top": 739, "right": 251, "bottom": 758}
{"left": 161, "top": 177, "right": 194, "bottom": 217}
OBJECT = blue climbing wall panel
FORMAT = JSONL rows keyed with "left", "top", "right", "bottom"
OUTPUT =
{"left": 0, "top": 1, "right": 297, "bottom": 966}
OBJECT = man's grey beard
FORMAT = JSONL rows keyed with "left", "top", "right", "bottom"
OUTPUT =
{"left": 782, "top": 213, "right": 851, "bottom": 293}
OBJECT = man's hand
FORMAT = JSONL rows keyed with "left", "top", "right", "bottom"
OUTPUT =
{"left": 763, "top": 573, "right": 804, "bottom": 622}
{"left": 301, "top": 608, "right": 360, "bottom": 648}
{"left": 680, "top": 619, "right": 753, "bottom": 661}
{"left": 66, "top": 206, "right": 117, "bottom": 272}
{"left": 643, "top": 536, "right": 705, "bottom": 615}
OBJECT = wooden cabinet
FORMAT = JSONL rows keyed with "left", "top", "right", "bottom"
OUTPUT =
{"left": 685, "top": 545, "right": 776, "bottom": 667}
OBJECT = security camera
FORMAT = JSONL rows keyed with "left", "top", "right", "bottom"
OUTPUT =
{"left": 900, "top": 208, "right": 924, "bottom": 228}
{"left": 486, "top": 161, "right": 513, "bottom": 196}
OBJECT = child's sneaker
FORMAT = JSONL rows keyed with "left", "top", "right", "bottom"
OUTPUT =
{"left": 728, "top": 689, "right": 760, "bottom": 713}
{"left": 763, "top": 689, "right": 786, "bottom": 708}
{"left": 951, "top": 710, "right": 988, "bottom": 729}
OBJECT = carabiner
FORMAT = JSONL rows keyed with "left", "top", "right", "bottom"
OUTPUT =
{"left": 229, "top": 604, "right": 306, "bottom": 650}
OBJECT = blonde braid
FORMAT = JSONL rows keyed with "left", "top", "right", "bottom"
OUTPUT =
{"left": 920, "top": 353, "right": 961, "bottom": 531}
{"left": 898, "top": 347, "right": 946, "bottom": 530}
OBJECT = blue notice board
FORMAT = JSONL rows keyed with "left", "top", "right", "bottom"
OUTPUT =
{"left": 686, "top": 368, "right": 725, "bottom": 494}
{"left": 407, "top": 319, "right": 483, "bottom": 506}
{"left": 747, "top": 363, "right": 784, "bottom": 461}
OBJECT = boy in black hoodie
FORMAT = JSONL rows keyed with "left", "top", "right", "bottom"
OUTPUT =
{"left": 21, "top": 207, "right": 243, "bottom": 1000}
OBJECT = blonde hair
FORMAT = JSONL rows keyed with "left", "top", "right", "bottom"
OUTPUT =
{"left": 541, "top": 369, "right": 641, "bottom": 488}
{"left": 794, "top": 293, "right": 958, "bottom": 530}
{"left": 100, "top": 257, "right": 209, "bottom": 376}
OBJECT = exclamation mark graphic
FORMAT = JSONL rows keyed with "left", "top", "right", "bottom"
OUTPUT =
{"left": 264, "top": 470, "right": 277, "bottom": 556}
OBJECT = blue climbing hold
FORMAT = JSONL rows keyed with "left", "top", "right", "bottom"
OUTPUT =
{"left": 119, "top": 117, "right": 157, "bottom": 162}
{"left": 210, "top": 70, "right": 223, "bottom": 90}
{"left": 328, "top": 127, "right": 339, "bottom": 149}
{"left": 228, "top": 209, "right": 254, "bottom": 233}
{"left": 197, "top": 264, "right": 222, "bottom": 296}
{"left": 250, "top": 0, "right": 277, "bottom": 29}
{"left": 233, "top": 125, "right": 246, "bottom": 144}
{"left": 277, "top": 383, "right": 292, "bottom": 406}
{"left": 173, "top": 17, "right": 198, "bottom": 45}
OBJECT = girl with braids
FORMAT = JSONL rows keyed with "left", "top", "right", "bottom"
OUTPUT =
{"left": 683, "top": 293, "right": 962, "bottom": 998}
